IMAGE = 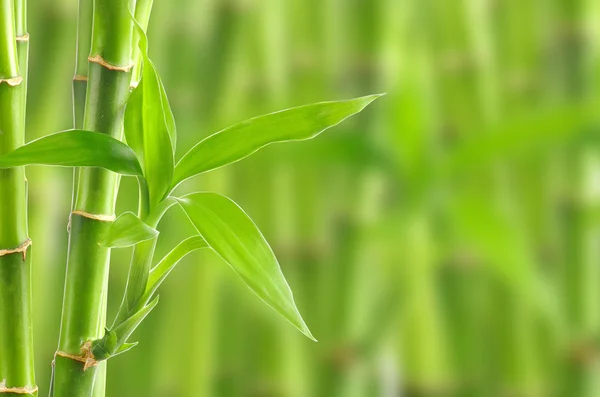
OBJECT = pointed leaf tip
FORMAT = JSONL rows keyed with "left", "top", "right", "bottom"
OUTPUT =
{"left": 99, "top": 212, "right": 158, "bottom": 248}
{"left": 176, "top": 192, "right": 315, "bottom": 340}
{"left": 173, "top": 94, "right": 383, "bottom": 187}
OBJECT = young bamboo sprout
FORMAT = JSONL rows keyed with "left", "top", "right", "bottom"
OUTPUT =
{"left": 0, "top": 0, "right": 36, "bottom": 395}
{"left": 0, "top": 4, "right": 382, "bottom": 394}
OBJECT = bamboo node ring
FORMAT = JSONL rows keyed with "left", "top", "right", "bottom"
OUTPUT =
{"left": 55, "top": 342, "right": 98, "bottom": 371}
{"left": 16, "top": 33, "right": 29, "bottom": 42}
{"left": 0, "top": 381, "right": 38, "bottom": 395}
{"left": 0, "top": 77, "right": 23, "bottom": 86}
{"left": 71, "top": 210, "right": 116, "bottom": 222}
{"left": 0, "top": 238, "right": 32, "bottom": 261}
{"left": 88, "top": 54, "right": 134, "bottom": 72}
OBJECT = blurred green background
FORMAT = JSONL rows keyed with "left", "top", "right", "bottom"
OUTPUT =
{"left": 22, "top": 0, "right": 600, "bottom": 395}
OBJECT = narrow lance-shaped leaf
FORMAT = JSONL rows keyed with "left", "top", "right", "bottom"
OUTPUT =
{"left": 127, "top": 236, "right": 209, "bottom": 315}
{"left": 115, "top": 236, "right": 208, "bottom": 331}
{"left": 177, "top": 192, "right": 315, "bottom": 341}
{"left": 0, "top": 130, "right": 143, "bottom": 176}
{"left": 145, "top": 236, "right": 208, "bottom": 302}
{"left": 91, "top": 296, "right": 159, "bottom": 361}
{"left": 125, "top": 17, "right": 175, "bottom": 207}
{"left": 172, "top": 94, "right": 384, "bottom": 187}
{"left": 99, "top": 212, "right": 159, "bottom": 248}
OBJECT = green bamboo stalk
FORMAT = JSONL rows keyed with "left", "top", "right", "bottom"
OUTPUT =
{"left": 72, "top": 0, "right": 92, "bottom": 129}
{"left": 0, "top": 0, "right": 36, "bottom": 395}
{"left": 52, "top": 0, "right": 134, "bottom": 395}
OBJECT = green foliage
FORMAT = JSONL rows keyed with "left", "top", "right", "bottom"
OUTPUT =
{"left": 0, "top": 18, "right": 380, "bottom": 361}
{"left": 172, "top": 94, "right": 384, "bottom": 187}
{"left": 99, "top": 212, "right": 158, "bottom": 248}
{"left": 0, "top": 129, "right": 142, "bottom": 176}
{"left": 144, "top": 236, "right": 208, "bottom": 306}
{"left": 125, "top": 21, "right": 176, "bottom": 208}
{"left": 91, "top": 296, "right": 159, "bottom": 361}
{"left": 176, "top": 192, "right": 316, "bottom": 341}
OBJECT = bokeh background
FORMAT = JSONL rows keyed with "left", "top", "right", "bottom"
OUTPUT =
{"left": 22, "top": 0, "right": 600, "bottom": 395}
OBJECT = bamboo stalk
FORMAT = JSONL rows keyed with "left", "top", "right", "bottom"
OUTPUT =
{"left": 51, "top": 0, "right": 134, "bottom": 395}
{"left": 72, "top": 0, "right": 92, "bottom": 130}
{"left": 0, "top": 0, "right": 36, "bottom": 395}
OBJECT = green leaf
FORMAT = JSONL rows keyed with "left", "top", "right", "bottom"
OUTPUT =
{"left": 0, "top": 130, "right": 143, "bottom": 176}
{"left": 99, "top": 212, "right": 158, "bottom": 248}
{"left": 115, "top": 236, "right": 208, "bottom": 332}
{"left": 144, "top": 236, "right": 208, "bottom": 304}
{"left": 92, "top": 296, "right": 159, "bottom": 361}
{"left": 159, "top": 77, "right": 177, "bottom": 151}
{"left": 173, "top": 94, "right": 384, "bottom": 187}
{"left": 177, "top": 192, "right": 315, "bottom": 341}
{"left": 125, "top": 18, "right": 176, "bottom": 207}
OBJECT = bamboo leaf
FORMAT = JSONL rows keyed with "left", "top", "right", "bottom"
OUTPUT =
{"left": 125, "top": 17, "right": 176, "bottom": 207}
{"left": 91, "top": 296, "right": 159, "bottom": 361}
{"left": 114, "top": 236, "right": 208, "bottom": 333}
{"left": 144, "top": 236, "right": 208, "bottom": 304}
{"left": 0, "top": 130, "right": 143, "bottom": 176}
{"left": 159, "top": 77, "right": 177, "bottom": 151}
{"left": 173, "top": 94, "right": 384, "bottom": 187}
{"left": 99, "top": 212, "right": 158, "bottom": 248}
{"left": 176, "top": 192, "right": 315, "bottom": 341}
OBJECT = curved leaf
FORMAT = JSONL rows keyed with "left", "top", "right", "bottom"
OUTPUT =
{"left": 118, "top": 236, "right": 208, "bottom": 330}
{"left": 177, "top": 192, "right": 315, "bottom": 341}
{"left": 99, "top": 212, "right": 159, "bottom": 248}
{"left": 0, "top": 130, "right": 143, "bottom": 176}
{"left": 146, "top": 236, "right": 208, "bottom": 301}
{"left": 173, "top": 94, "right": 384, "bottom": 187}
{"left": 92, "top": 296, "right": 159, "bottom": 361}
{"left": 125, "top": 18, "right": 175, "bottom": 206}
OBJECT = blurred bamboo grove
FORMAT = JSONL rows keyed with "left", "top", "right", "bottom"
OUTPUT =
{"left": 19, "top": 0, "right": 600, "bottom": 395}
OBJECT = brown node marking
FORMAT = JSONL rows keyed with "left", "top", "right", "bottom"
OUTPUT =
{"left": 73, "top": 74, "right": 88, "bottom": 82}
{"left": 0, "top": 238, "right": 32, "bottom": 261}
{"left": 0, "top": 384, "right": 39, "bottom": 395}
{"left": 88, "top": 54, "right": 134, "bottom": 72}
{"left": 0, "top": 77, "right": 23, "bottom": 86}
{"left": 71, "top": 210, "right": 116, "bottom": 222}
{"left": 55, "top": 341, "right": 98, "bottom": 371}
{"left": 16, "top": 33, "right": 29, "bottom": 42}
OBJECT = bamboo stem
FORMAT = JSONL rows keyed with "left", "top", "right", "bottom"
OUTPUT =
{"left": 72, "top": 0, "right": 92, "bottom": 129}
{"left": 52, "top": 0, "right": 135, "bottom": 395}
{"left": 0, "top": 0, "right": 36, "bottom": 395}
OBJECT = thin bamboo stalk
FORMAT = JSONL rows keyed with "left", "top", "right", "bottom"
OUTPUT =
{"left": 0, "top": 0, "right": 36, "bottom": 394}
{"left": 51, "top": 0, "right": 134, "bottom": 395}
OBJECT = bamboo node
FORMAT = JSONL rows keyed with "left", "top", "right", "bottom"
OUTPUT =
{"left": 88, "top": 55, "right": 134, "bottom": 72}
{"left": 0, "top": 380, "right": 38, "bottom": 395}
{"left": 73, "top": 74, "right": 88, "bottom": 82}
{"left": 55, "top": 341, "right": 98, "bottom": 371}
{"left": 16, "top": 33, "right": 30, "bottom": 42}
{"left": 71, "top": 210, "right": 116, "bottom": 222}
{"left": 0, "top": 77, "right": 23, "bottom": 87}
{"left": 0, "top": 238, "right": 32, "bottom": 261}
